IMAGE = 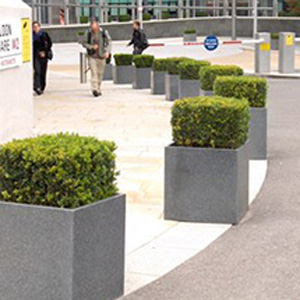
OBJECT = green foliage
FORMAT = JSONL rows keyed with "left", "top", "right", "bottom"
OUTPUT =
{"left": 184, "top": 29, "right": 197, "bottom": 34}
{"left": 153, "top": 58, "right": 170, "bottom": 72}
{"left": 114, "top": 53, "right": 133, "bottom": 66}
{"left": 132, "top": 54, "right": 155, "bottom": 68}
{"left": 171, "top": 96, "right": 250, "bottom": 149}
{"left": 0, "top": 133, "right": 119, "bottom": 209}
{"left": 119, "top": 14, "right": 131, "bottom": 22}
{"left": 143, "top": 13, "right": 152, "bottom": 20}
{"left": 196, "top": 11, "right": 209, "bottom": 17}
{"left": 179, "top": 60, "right": 211, "bottom": 80}
{"left": 80, "top": 16, "right": 89, "bottom": 24}
{"left": 166, "top": 57, "right": 194, "bottom": 75}
{"left": 271, "top": 33, "right": 279, "bottom": 40}
{"left": 162, "top": 11, "right": 170, "bottom": 19}
{"left": 214, "top": 76, "right": 268, "bottom": 108}
{"left": 199, "top": 65, "right": 244, "bottom": 91}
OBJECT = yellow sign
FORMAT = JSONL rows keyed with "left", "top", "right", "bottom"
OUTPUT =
{"left": 260, "top": 43, "right": 270, "bottom": 51}
{"left": 286, "top": 35, "right": 294, "bottom": 46}
{"left": 21, "top": 18, "right": 31, "bottom": 63}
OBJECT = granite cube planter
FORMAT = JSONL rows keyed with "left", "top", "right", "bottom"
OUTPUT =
{"left": 178, "top": 79, "right": 200, "bottom": 99}
{"left": 113, "top": 65, "right": 133, "bottom": 84}
{"left": 0, "top": 194, "right": 126, "bottom": 300}
{"left": 165, "top": 145, "right": 248, "bottom": 224}
{"left": 271, "top": 39, "right": 279, "bottom": 50}
{"left": 200, "top": 89, "right": 214, "bottom": 96}
{"left": 248, "top": 107, "right": 267, "bottom": 160}
{"left": 151, "top": 70, "right": 166, "bottom": 95}
{"left": 103, "top": 63, "right": 113, "bottom": 80}
{"left": 183, "top": 33, "right": 197, "bottom": 42}
{"left": 165, "top": 74, "right": 179, "bottom": 101}
{"left": 133, "top": 67, "right": 151, "bottom": 89}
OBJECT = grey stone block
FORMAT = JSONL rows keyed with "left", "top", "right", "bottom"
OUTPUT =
{"left": 165, "top": 74, "right": 179, "bottom": 101}
{"left": 0, "top": 194, "right": 126, "bottom": 300}
{"left": 151, "top": 71, "right": 166, "bottom": 95}
{"left": 200, "top": 89, "right": 214, "bottom": 96}
{"left": 178, "top": 79, "right": 200, "bottom": 99}
{"left": 103, "top": 63, "right": 113, "bottom": 80}
{"left": 248, "top": 107, "right": 267, "bottom": 160}
{"left": 113, "top": 65, "right": 133, "bottom": 84}
{"left": 165, "top": 145, "right": 249, "bottom": 224}
{"left": 132, "top": 67, "right": 151, "bottom": 89}
{"left": 183, "top": 33, "right": 197, "bottom": 42}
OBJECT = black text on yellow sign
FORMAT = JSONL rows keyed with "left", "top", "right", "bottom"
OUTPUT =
{"left": 21, "top": 18, "right": 31, "bottom": 63}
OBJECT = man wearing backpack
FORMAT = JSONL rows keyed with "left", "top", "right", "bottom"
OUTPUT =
{"left": 127, "top": 21, "right": 149, "bottom": 55}
{"left": 82, "top": 21, "right": 112, "bottom": 97}
{"left": 32, "top": 21, "right": 53, "bottom": 96}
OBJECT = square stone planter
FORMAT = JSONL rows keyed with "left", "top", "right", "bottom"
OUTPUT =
{"left": 0, "top": 194, "right": 126, "bottom": 300}
{"left": 113, "top": 65, "right": 133, "bottom": 84}
{"left": 183, "top": 33, "right": 197, "bottom": 42}
{"left": 133, "top": 67, "right": 151, "bottom": 89}
{"left": 178, "top": 79, "right": 200, "bottom": 99}
{"left": 165, "top": 74, "right": 179, "bottom": 101}
{"left": 248, "top": 107, "right": 267, "bottom": 160}
{"left": 151, "top": 70, "right": 166, "bottom": 95}
{"left": 200, "top": 89, "right": 214, "bottom": 96}
{"left": 103, "top": 63, "right": 113, "bottom": 80}
{"left": 165, "top": 145, "right": 249, "bottom": 224}
{"left": 271, "top": 39, "right": 279, "bottom": 51}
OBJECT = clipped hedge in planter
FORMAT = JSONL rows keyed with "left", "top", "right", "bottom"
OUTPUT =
{"left": 171, "top": 96, "right": 250, "bottom": 149}
{"left": 199, "top": 65, "right": 244, "bottom": 91}
{"left": 132, "top": 54, "right": 155, "bottom": 68}
{"left": 153, "top": 58, "right": 170, "bottom": 72}
{"left": 167, "top": 57, "right": 193, "bottom": 75}
{"left": 184, "top": 29, "right": 196, "bottom": 34}
{"left": 0, "top": 133, "right": 118, "bottom": 209}
{"left": 179, "top": 60, "right": 211, "bottom": 80}
{"left": 119, "top": 14, "right": 131, "bottom": 22}
{"left": 114, "top": 53, "right": 133, "bottom": 66}
{"left": 143, "top": 13, "right": 152, "bottom": 20}
{"left": 214, "top": 76, "right": 268, "bottom": 108}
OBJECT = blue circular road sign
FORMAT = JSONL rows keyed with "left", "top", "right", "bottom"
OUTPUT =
{"left": 204, "top": 35, "right": 219, "bottom": 51}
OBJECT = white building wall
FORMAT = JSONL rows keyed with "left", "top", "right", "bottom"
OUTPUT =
{"left": 0, "top": 0, "right": 33, "bottom": 143}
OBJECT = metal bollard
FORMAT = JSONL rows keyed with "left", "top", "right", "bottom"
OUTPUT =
{"left": 80, "top": 52, "right": 88, "bottom": 84}
{"left": 255, "top": 33, "right": 271, "bottom": 74}
{"left": 279, "top": 32, "right": 295, "bottom": 74}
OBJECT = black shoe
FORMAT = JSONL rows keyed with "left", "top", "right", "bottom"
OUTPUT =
{"left": 92, "top": 90, "right": 101, "bottom": 97}
{"left": 35, "top": 88, "right": 43, "bottom": 96}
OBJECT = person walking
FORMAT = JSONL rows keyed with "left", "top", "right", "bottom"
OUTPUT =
{"left": 82, "top": 21, "right": 112, "bottom": 97}
{"left": 32, "top": 21, "right": 53, "bottom": 96}
{"left": 127, "top": 21, "right": 149, "bottom": 55}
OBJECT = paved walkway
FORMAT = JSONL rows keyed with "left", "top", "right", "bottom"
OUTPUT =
{"left": 122, "top": 78, "right": 300, "bottom": 299}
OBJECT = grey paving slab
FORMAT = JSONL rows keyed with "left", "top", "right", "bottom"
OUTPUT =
{"left": 122, "top": 79, "right": 300, "bottom": 299}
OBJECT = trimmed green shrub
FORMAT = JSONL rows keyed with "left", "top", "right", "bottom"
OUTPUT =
{"left": 171, "top": 96, "right": 250, "bottom": 149}
{"left": 153, "top": 58, "right": 170, "bottom": 72}
{"left": 196, "top": 11, "right": 209, "bottom": 17}
{"left": 166, "top": 57, "right": 194, "bottom": 75}
{"left": 179, "top": 60, "right": 211, "bottom": 80}
{"left": 119, "top": 14, "right": 131, "bottom": 22}
{"left": 80, "top": 15, "right": 89, "bottom": 24}
{"left": 162, "top": 11, "right": 170, "bottom": 19}
{"left": 114, "top": 53, "right": 133, "bottom": 66}
{"left": 199, "top": 65, "right": 244, "bottom": 91}
{"left": 143, "top": 13, "right": 152, "bottom": 21}
{"left": 214, "top": 76, "right": 268, "bottom": 108}
{"left": 0, "top": 133, "right": 119, "bottom": 209}
{"left": 184, "top": 29, "right": 196, "bottom": 34}
{"left": 271, "top": 33, "right": 279, "bottom": 40}
{"left": 132, "top": 54, "right": 155, "bottom": 68}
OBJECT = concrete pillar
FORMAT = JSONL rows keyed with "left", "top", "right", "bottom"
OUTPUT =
{"left": 255, "top": 32, "right": 271, "bottom": 74}
{"left": 0, "top": 0, "right": 33, "bottom": 143}
{"left": 279, "top": 32, "right": 295, "bottom": 74}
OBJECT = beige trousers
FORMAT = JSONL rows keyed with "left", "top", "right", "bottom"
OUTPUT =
{"left": 88, "top": 57, "right": 106, "bottom": 93}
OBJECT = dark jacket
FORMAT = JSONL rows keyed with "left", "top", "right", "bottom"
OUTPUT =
{"left": 128, "top": 29, "right": 149, "bottom": 49}
{"left": 33, "top": 31, "right": 52, "bottom": 58}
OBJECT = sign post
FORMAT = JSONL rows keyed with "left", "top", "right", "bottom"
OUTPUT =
{"left": 203, "top": 35, "right": 219, "bottom": 52}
